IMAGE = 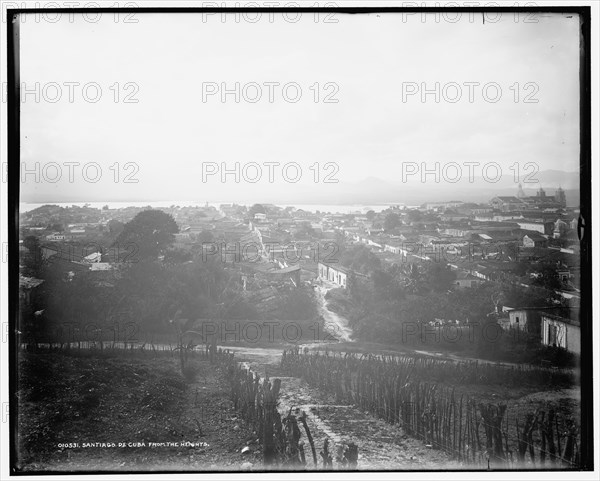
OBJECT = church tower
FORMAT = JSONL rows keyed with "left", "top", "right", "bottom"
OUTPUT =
{"left": 517, "top": 183, "right": 526, "bottom": 198}
{"left": 555, "top": 186, "right": 566, "bottom": 207}
{"left": 536, "top": 186, "right": 546, "bottom": 198}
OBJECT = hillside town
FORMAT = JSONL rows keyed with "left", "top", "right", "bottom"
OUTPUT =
{"left": 19, "top": 182, "right": 581, "bottom": 359}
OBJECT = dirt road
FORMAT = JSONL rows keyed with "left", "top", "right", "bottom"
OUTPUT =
{"left": 314, "top": 282, "right": 353, "bottom": 342}
{"left": 223, "top": 288, "right": 460, "bottom": 470}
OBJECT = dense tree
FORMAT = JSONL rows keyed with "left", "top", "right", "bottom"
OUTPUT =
{"left": 406, "top": 210, "right": 423, "bottom": 223}
{"left": 107, "top": 219, "right": 125, "bottom": 237}
{"left": 339, "top": 245, "right": 381, "bottom": 275}
{"left": 371, "top": 269, "right": 404, "bottom": 302}
{"left": 424, "top": 263, "right": 457, "bottom": 293}
{"left": 366, "top": 210, "right": 376, "bottom": 221}
{"left": 383, "top": 213, "right": 400, "bottom": 232}
{"left": 248, "top": 204, "right": 266, "bottom": 218}
{"left": 196, "top": 230, "right": 215, "bottom": 243}
{"left": 295, "top": 221, "right": 316, "bottom": 240}
{"left": 401, "top": 263, "right": 426, "bottom": 295}
{"left": 163, "top": 248, "right": 193, "bottom": 265}
{"left": 275, "top": 288, "right": 318, "bottom": 320}
{"left": 114, "top": 209, "right": 179, "bottom": 260}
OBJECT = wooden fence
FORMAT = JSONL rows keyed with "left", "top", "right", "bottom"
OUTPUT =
{"left": 227, "top": 361, "right": 358, "bottom": 469}
{"left": 280, "top": 348, "right": 580, "bottom": 468}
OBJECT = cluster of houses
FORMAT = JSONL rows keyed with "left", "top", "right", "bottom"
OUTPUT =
{"left": 330, "top": 187, "right": 580, "bottom": 298}
{"left": 19, "top": 186, "right": 582, "bottom": 355}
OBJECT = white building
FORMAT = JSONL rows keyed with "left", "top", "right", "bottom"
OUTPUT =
{"left": 318, "top": 262, "right": 349, "bottom": 288}
{"left": 83, "top": 252, "right": 102, "bottom": 263}
{"left": 541, "top": 313, "right": 580, "bottom": 354}
{"left": 45, "top": 233, "right": 65, "bottom": 241}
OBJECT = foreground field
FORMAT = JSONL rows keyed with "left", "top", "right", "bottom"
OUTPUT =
{"left": 16, "top": 344, "right": 581, "bottom": 472}
{"left": 16, "top": 350, "right": 261, "bottom": 472}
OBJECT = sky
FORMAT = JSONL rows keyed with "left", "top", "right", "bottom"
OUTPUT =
{"left": 17, "top": 10, "right": 581, "bottom": 204}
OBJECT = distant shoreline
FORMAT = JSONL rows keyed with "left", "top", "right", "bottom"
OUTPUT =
{"left": 19, "top": 201, "right": 400, "bottom": 215}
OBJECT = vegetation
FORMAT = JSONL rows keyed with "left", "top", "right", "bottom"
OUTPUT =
{"left": 114, "top": 209, "right": 179, "bottom": 260}
{"left": 338, "top": 245, "right": 381, "bottom": 275}
{"left": 383, "top": 213, "right": 400, "bottom": 232}
{"left": 323, "top": 253, "right": 569, "bottom": 364}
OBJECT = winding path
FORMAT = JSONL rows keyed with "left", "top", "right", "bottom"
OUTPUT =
{"left": 313, "top": 281, "right": 353, "bottom": 342}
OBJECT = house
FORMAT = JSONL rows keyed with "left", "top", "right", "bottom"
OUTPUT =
{"left": 553, "top": 219, "right": 569, "bottom": 239}
{"left": 83, "top": 252, "right": 102, "bottom": 263}
{"left": 516, "top": 220, "right": 555, "bottom": 235}
{"left": 254, "top": 213, "right": 267, "bottom": 221}
{"left": 570, "top": 217, "right": 579, "bottom": 230}
{"left": 318, "top": 262, "right": 349, "bottom": 288}
{"left": 276, "top": 218, "right": 295, "bottom": 228}
{"left": 45, "top": 232, "right": 65, "bottom": 241}
{"left": 245, "top": 263, "right": 301, "bottom": 287}
{"left": 425, "top": 201, "right": 464, "bottom": 210}
{"left": 68, "top": 228, "right": 86, "bottom": 238}
{"left": 522, "top": 233, "right": 548, "bottom": 248}
{"left": 541, "top": 313, "right": 580, "bottom": 354}
{"left": 366, "top": 238, "right": 383, "bottom": 250}
{"left": 506, "top": 308, "right": 541, "bottom": 333}
{"left": 384, "top": 242, "right": 407, "bottom": 256}
{"left": 557, "top": 267, "right": 572, "bottom": 282}
{"left": 490, "top": 196, "right": 525, "bottom": 212}
{"left": 503, "top": 307, "right": 576, "bottom": 339}
{"left": 454, "top": 272, "right": 483, "bottom": 289}
{"left": 366, "top": 227, "right": 385, "bottom": 236}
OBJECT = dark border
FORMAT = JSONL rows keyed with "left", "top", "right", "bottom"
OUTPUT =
{"left": 7, "top": 7, "right": 21, "bottom": 478}
{"left": 577, "top": 6, "right": 593, "bottom": 473}
{"left": 6, "top": 5, "right": 593, "bottom": 475}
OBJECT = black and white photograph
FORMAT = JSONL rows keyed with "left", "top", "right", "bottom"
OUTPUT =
{"left": 1, "top": 2, "right": 597, "bottom": 479}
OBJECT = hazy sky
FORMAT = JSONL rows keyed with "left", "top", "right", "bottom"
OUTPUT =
{"left": 18, "top": 11, "right": 581, "bottom": 203}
